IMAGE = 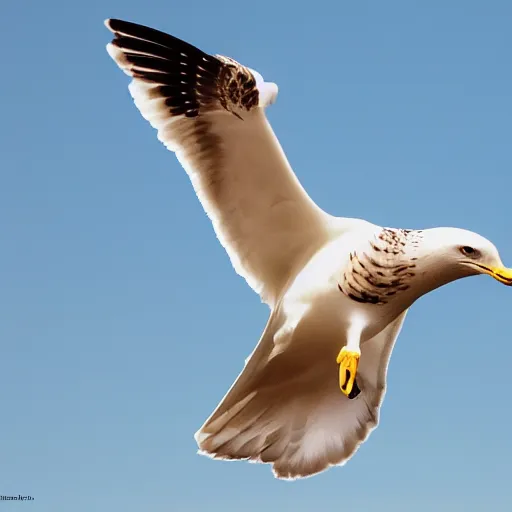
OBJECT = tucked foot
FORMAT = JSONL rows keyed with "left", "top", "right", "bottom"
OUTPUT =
{"left": 337, "top": 348, "right": 360, "bottom": 398}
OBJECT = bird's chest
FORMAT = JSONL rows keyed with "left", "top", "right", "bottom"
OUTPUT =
{"left": 281, "top": 229, "right": 419, "bottom": 348}
{"left": 281, "top": 284, "right": 401, "bottom": 354}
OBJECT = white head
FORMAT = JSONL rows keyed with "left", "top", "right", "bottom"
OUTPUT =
{"left": 338, "top": 226, "right": 511, "bottom": 308}
{"left": 416, "top": 227, "right": 512, "bottom": 290}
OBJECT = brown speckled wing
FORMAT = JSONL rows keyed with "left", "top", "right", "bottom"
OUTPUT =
{"left": 105, "top": 19, "right": 259, "bottom": 118}
{"left": 105, "top": 19, "right": 331, "bottom": 306}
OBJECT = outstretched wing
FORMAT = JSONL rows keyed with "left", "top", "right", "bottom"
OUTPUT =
{"left": 195, "top": 310, "right": 407, "bottom": 479}
{"left": 105, "top": 19, "right": 335, "bottom": 305}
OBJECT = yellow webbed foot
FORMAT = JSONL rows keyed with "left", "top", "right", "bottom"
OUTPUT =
{"left": 337, "top": 347, "right": 360, "bottom": 398}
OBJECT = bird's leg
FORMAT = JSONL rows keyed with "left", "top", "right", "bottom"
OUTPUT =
{"left": 337, "top": 323, "right": 362, "bottom": 399}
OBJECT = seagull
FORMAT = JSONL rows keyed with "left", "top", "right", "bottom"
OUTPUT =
{"left": 105, "top": 18, "right": 512, "bottom": 480}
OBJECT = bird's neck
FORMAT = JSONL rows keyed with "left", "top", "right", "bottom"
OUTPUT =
{"left": 339, "top": 228, "right": 423, "bottom": 306}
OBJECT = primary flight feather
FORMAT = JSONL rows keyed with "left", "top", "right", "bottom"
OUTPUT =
{"left": 105, "top": 18, "right": 512, "bottom": 480}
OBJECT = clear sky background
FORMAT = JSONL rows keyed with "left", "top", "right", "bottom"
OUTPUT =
{"left": 1, "top": 1, "right": 511, "bottom": 511}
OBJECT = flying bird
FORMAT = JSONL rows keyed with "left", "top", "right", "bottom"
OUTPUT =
{"left": 104, "top": 18, "right": 512, "bottom": 480}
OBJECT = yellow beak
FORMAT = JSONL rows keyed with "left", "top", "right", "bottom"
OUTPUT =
{"left": 478, "top": 265, "right": 512, "bottom": 285}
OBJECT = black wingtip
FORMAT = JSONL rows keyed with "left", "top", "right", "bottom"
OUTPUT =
{"left": 105, "top": 18, "right": 150, "bottom": 33}
{"left": 105, "top": 18, "right": 136, "bottom": 33}
{"left": 104, "top": 18, "right": 120, "bottom": 33}
{"left": 104, "top": 17, "right": 260, "bottom": 118}
{"left": 104, "top": 18, "right": 206, "bottom": 58}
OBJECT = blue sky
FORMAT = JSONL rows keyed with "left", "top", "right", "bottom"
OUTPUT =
{"left": 1, "top": 1, "right": 511, "bottom": 511}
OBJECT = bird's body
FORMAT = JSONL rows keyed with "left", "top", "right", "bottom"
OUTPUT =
{"left": 105, "top": 19, "right": 511, "bottom": 479}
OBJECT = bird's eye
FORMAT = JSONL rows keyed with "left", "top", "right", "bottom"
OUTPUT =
{"left": 460, "top": 246, "right": 480, "bottom": 258}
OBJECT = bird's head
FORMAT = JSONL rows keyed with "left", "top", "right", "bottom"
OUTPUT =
{"left": 418, "top": 227, "right": 512, "bottom": 288}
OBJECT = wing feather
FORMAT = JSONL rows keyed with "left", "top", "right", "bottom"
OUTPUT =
{"left": 195, "top": 310, "right": 408, "bottom": 479}
{"left": 105, "top": 19, "right": 334, "bottom": 305}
